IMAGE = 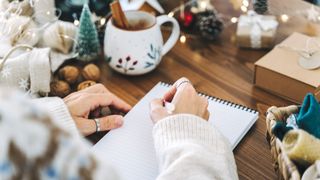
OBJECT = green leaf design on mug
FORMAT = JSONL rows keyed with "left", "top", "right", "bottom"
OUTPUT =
{"left": 145, "top": 44, "right": 161, "bottom": 69}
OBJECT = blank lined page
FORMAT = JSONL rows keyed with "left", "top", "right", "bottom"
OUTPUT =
{"left": 92, "top": 82, "right": 258, "bottom": 180}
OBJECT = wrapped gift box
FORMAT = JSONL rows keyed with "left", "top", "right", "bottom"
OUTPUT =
{"left": 237, "top": 11, "right": 278, "bottom": 49}
{"left": 254, "top": 32, "right": 320, "bottom": 103}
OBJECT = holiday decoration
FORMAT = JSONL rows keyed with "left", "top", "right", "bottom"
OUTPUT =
{"left": 43, "top": 21, "right": 78, "bottom": 54}
{"left": 236, "top": 10, "right": 278, "bottom": 49}
{"left": 74, "top": 4, "right": 100, "bottom": 62}
{"left": 0, "top": 0, "right": 33, "bottom": 16}
{"left": 168, "top": 0, "right": 225, "bottom": 40}
{"left": 0, "top": 46, "right": 52, "bottom": 97}
{"left": 6, "top": 16, "right": 39, "bottom": 46}
{"left": 33, "top": 0, "right": 57, "bottom": 24}
{"left": 58, "top": 65, "right": 80, "bottom": 84}
{"left": 253, "top": 0, "right": 268, "bottom": 14}
{"left": 77, "top": 80, "right": 96, "bottom": 91}
{"left": 82, "top": 63, "right": 101, "bottom": 81}
{"left": 197, "top": 10, "right": 224, "bottom": 40}
{"left": 178, "top": 10, "right": 195, "bottom": 28}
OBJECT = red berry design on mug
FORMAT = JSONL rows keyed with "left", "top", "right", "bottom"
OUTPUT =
{"left": 115, "top": 56, "right": 138, "bottom": 74}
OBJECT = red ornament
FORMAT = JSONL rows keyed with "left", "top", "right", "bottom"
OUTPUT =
{"left": 179, "top": 11, "right": 194, "bottom": 28}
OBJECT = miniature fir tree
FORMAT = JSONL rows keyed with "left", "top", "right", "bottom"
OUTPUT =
{"left": 253, "top": 0, "right": 268, "bottom": 14}
{"left": 74, "top": 4, "right": 100, "bottom": 62}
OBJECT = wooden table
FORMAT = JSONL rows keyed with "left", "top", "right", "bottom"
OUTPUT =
{"left": 91, "top": 0, "right": 317, "bottom": 179}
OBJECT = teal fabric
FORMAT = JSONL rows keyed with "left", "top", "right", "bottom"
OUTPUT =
{"left": 296, "top": 93, "right": 320, "bottom": 139}
{"left": 272, "top": 93, "right": 320, "bottom": 140}
{"left": 272, "top": 121, "right": 292, "bottom": 140}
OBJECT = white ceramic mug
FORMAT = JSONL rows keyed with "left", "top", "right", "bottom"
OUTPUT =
{"left": 104, "top": 11, "right": 180, "bottom": 75}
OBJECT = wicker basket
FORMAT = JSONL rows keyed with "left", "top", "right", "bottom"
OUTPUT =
{"left": 265, "top": 105, "right": 301, "bottom": 180}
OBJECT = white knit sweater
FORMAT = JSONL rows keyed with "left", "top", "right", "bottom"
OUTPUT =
{"left": 0, "top": 96, "right": 238, "bottom": 180}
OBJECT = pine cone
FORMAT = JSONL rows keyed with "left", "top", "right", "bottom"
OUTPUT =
{"left": 253, "top": 0, "right": 268, "bottom": 14}
{"left": 196, "top": 10, "right": 223, "bottom": 40}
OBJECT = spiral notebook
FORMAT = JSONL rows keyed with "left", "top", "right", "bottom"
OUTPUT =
{"left": 92, "top": 82, "right": 258, "bottom": 180}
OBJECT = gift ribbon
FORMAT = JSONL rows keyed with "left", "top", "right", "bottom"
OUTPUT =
{"left": 238, "top": 10, "right": 279, "bottom": 48}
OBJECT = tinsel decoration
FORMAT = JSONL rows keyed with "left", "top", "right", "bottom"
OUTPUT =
{"left": 196, "top": 10, "right": 223, "bottom": 40}
{"left": 253, "top": 0, "right": 268, "bottom": 14}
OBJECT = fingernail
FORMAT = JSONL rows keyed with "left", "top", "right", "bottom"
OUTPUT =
{"left": 115, "top": 117, "right": 123, "bottom": 126}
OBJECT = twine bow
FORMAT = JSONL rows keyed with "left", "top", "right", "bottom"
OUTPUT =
{"left": 238, "top": 10, "right": 279, "bottom": 48}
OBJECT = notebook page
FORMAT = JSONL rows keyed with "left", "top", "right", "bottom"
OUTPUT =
{"left": 92, "top": 82, "right": 258, "bottom": 180}
{"left": 207, "top": 98, "right": 258, "bottom": 149}
{"left": 92, "top": 83, "right": 168, "bottom": 180}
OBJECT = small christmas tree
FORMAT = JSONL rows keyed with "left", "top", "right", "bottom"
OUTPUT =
{"left": 74, "top": 4, "right": 100, "bottom": 62}
{"left": 253, "top": 0, "right": 268, "bottom": 14}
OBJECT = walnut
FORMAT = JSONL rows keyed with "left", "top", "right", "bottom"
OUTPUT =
{"left": 50, "top": 80, "right": 71, "bottom": 97}
{"left": 58, "top": 65, "right": 80, "bottom": 84}
{"left": 77, "top": 80, "right": 96, "bottom": 91}
{"left": 82, "top": 63, "right": 101, "bottom": 81}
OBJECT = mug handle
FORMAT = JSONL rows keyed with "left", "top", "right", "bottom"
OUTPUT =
{"left": 156, "top": 15, "right": 180, "bottom": 56}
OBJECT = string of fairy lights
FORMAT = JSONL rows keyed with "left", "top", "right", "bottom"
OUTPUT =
{"left": 165, "top": 0, "right": 316, "bottom": 44}
{"left": 0, "top": 0, "right": 318, "bottom": 46}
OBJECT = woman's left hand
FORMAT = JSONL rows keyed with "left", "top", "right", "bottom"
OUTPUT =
{"left": 64, "top": 84, "right": 132, "bottom": 136}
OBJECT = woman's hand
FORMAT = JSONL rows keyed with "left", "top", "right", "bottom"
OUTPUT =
{"left": 150, "top": 77, "right": 210, "bottom": 123}
{"left": 64, "top": 84, "right": 132, "bottom": 136}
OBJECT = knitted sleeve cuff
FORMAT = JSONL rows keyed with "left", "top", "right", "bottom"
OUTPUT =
{"left": 152, "top": 114, "right": 231, "bottom": 154}
{"left": 33, "top": 97, "right": 79, "bottom": 136}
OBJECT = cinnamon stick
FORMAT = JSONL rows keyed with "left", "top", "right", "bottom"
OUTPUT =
{"left": 110, "top": 1, "right": 130, "bottom": 29}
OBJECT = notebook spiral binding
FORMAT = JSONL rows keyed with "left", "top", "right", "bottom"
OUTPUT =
{"left": 160, "top": 82, "right": 258, "bottom": 114}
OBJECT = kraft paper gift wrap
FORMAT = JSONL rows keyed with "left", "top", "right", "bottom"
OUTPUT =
{"left": 236, "top": 11, "right": 278, "bottom": 49}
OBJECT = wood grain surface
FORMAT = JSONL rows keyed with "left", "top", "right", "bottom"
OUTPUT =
{"left": 89, "top": 0, "right": 316, "bottom": 179}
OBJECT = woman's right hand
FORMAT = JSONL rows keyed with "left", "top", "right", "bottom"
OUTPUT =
{"left": 150, "top": 77, "right": 210, "bottom": 123}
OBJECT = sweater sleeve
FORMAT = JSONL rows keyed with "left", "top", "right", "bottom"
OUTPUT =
{"left": 153, "top": 114, "right": 238, "bottom": 180}
{"left": 33, "top": 97, "right": 79, "bottom": 136}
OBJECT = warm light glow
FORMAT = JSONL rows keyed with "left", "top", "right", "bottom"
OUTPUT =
{"left": 240, "top": 6, "right": 247, "bottom": 12}
{"left": 100, "top": 17, "right": 106, "bottom": 26}
{"left": 200, "top": 1, "right": 207, "bottom": 9}
{"left": 168, "top": 12, "right": 174, "bottom": 17}
{"left": 318, "top": 16, "right": 320, "bottom": 21}
{"left": 230, "top": 17, "right": 238, "bottom": 23}
{"left": 280, "top": 14, "right": 289, "bottom": 23}
{"left": 46, "top": 11, "right": 51, "bottom": 15}
{"left": 180, "top": 35, "right": 186, "bottom": 43}
{"left": 74, "top": 20, "right": 80, "bottom": 26}
{"left": 242, "top": 0, "right": 249, "bottom": 7}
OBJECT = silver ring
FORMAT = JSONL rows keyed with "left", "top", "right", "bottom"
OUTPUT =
{"left": 176, "top": 80, "right": 190, "bottom": 89}
{"left": 93, "top": 118, "right": 101, "bottom": 132}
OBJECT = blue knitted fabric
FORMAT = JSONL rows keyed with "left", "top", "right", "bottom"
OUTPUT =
{"left": 272, "top": 93, "right": 320, "bottom": 140}
{"left": 272, "top": 122, "right": 292, "bottom": 140}
{"left": 296, "top": 93, "right": 320, "bottom": 139}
